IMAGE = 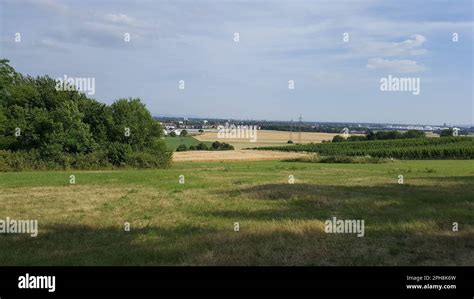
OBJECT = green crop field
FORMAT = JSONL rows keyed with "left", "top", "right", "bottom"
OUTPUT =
{"left": 257, "top": 137, "right": 474, "bottom": 159}
{"left": 0, "top": 160, "right": 472, "bottom": 266}
{"left": 163, "top": 136, "right": 213, "bottom": 151}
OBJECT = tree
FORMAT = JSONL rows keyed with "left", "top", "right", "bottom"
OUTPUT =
{"left": 176, "top": 144, "right": 187, "bottom": 152}
{"left": 180, "top": 129, "right": 188, "bottom": 137}
{"left": 50, "top": 101, "right": 95, "bottom": 154}
{"left": 347, "top": 135, "right": 367, "bottom": 142}
{"left": 109, "top": 98, "right": 163, "bottom": 150}
{"left": 404, "top": 130, "right": 426, "bottom": 139}
{"left": 78, "top": 99, "right": 113, "bottom": 145}
{"left": 366, "top": 131, "right": 376, "bottom": 140}
{"left": 196, "top": 143, "right": 209, "bottom": 150}
{"left": 440, "top": 129, "right": 454, "bottom": 137}
{"left": 332, "top": 135, "right": 345, "bottom": 142}
{"left": 169, "top": 131, "right": 177, "bottom": 137}
{"left": 375, "top": 130, "right": 402, "bottom": 140}
{"left": 0, "top": 60, "right": 172, "bottom": 170}
{"left": 212, "top": 141, "right": 221, "bottom": 149}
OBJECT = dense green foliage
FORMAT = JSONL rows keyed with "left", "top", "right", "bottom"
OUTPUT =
{"left": 440, "top": 128, "right": 455, "bottom": 137}
{"left": 333, "top": 129, "right": 426, "bottom": 142}
{"left": 258, "top": 137, "right": 474, "bottom": 159}
{"left": 0, "top": 59, "right": 171, "bottom": 170}
{"left": 164, "top": 136, "right": 234, "bottom": 152}
{"left": 179, "top": 141, "right": 234, "bottom": 151}
{"left": 211, "top": 141, "right": 234, "bottom": 150}
{"left": 163, "top": 136, "right": 212, "bottom": 151}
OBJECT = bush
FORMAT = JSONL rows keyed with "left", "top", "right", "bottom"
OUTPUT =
{"left": 211, "top": 141, "right": 221, "bottom": 150}
{"left": 440, "top": 129, "right": 454, "bottom": 137}
{"left": 332, "top": 135, "right": 345, "bottom": 142}
{"left": 405, "top": 130, "right": 426, "bottom": 139}
{"left": 180, "top": 130, "right": 188, "bottom": 137}
{"left": 72, "top": 150, "right": 110, "bottom": 169}
{"left": 210, "top": 141, "right": 233, "bottom": 150}
{"left": 375, "top": 131, "right": 402, "bottom": 140}
{"left": 0, "top": 150, "right": 49, "bottom": 171}
{"left": 347, "top": 135, "right": 367, "bottom": 142}
{"left": 287, "top": 140, "right": 293, "bottom": 144}
{"left": 126, "top": 151, "right": 170, "bottom": 168}
{"left": 219, "top": 142, "right": 234, "bottom": 150}
{"left": 176, "top": 144, "right": 188, "bottom": 152}
{"left": 106, "top": 142, "right": 132, "bottom": 166}
{"left": 169, "top": 131, "right": 177, "bottom": 137}
{"left": 196, "top": 143, "right": 209, "bottom": 150}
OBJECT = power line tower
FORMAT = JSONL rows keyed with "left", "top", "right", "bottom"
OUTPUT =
{"left": 289, "top": 119, "right": 293, "bottom": 142}
{"left": 298, "top": 114, "right": 302, "bottom": 144}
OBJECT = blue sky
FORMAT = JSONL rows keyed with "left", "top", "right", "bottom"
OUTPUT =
{"left": 0, "top": 0, "right": 472, "bottom": 125}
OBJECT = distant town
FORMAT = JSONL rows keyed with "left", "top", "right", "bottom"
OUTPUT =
{"left": 156, "top": 116, "right": 474, "bottom": 137}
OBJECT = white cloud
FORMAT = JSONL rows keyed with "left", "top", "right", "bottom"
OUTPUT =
{"left": 103, "top": 14, "right": 137, "bottom": 26}
{"left": 364, "top": 34, "right": 428, "bottom": 57}
{"left": 366, "top": 58, "right": 426, "bottom": 73}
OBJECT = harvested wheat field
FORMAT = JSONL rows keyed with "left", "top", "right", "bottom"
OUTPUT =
{"left": 172, "top": 149, "right": 310, "bottom": 162}
{"left": 194, "top": 130, "right": 346, "bottom": 149}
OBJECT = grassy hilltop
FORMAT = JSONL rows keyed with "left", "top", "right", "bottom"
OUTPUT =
{"left": 1, "top": 160, "right": 472, "bottom": 265}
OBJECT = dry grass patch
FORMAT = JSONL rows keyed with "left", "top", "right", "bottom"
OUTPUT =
{"left": 173, "top": 149, "right": 310, "bottom": 162}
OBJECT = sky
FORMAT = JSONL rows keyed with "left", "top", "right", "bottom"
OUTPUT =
{"left": 0, "top": 0, "right": 472, "bottom": 125}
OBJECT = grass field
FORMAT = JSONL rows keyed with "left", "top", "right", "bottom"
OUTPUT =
{"left": 163, "top": 136, "right": 212, "bottom": 151}
{"left": 0, "top": 160, "right": 473, "bottom": 266}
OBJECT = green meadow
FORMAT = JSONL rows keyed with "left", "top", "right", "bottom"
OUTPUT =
{"left": 0, "top": 160, "right": 473, "bottom": 265}
{"left": 163, "top": 136, "right": 212, "bottom": 151}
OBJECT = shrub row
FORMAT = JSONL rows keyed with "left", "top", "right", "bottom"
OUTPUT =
{"left": 176, "top": 141, "right": 234, "bottom": 152}
{"left": 0, "top": 147, "right": 172, "bottom": 171}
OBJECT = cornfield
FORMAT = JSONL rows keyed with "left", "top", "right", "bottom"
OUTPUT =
{"left": 257, "top": 137, "right": 474, "bottom": 159}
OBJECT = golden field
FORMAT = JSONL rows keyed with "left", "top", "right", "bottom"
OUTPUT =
{"left": 194, "top": 130, "right": 344, "bottom": 150}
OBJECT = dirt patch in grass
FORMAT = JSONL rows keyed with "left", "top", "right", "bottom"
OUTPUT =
{"left": 173, "top": 150, "right": 310, "bottom": 162}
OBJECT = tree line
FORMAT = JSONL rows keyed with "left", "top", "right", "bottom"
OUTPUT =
{"left": 332, "top": 130, "right": 427, "bottom": 142}
{"left": 0, "top": 59, "right": 171, "bottom": 171}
